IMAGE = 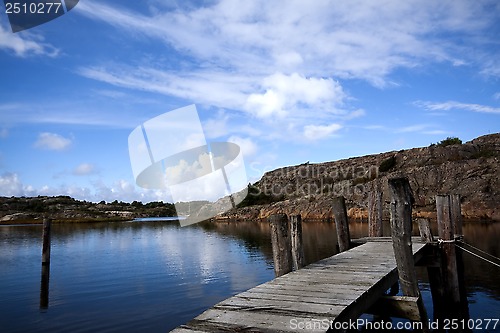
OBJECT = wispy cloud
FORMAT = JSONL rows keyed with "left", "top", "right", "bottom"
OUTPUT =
{"left": 73, "top": 0, "right": 500, "bottom": 145}
{"left": 76, "top": 0, "right": 498, "bottom": 85}
{"left": 73, "top": 163, "right": 97, "bottom": 176}
{"left": 395, "top": 124, "right": 433, "bottom": 133}
{"left": 0, "top": 23, "right": 59, "bottom": 57}
{"left": 416, "top": 101, "right": 500, "bottom": 114}
{"left": 303, "top": 123, "right": 342, "bottom": 141}
{"left": 34, "top": 132, "right": 72, "bottom": 151}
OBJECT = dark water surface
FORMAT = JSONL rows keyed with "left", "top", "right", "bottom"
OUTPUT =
{"left": 0, "top": 220, "right": 499, "bottom": 332}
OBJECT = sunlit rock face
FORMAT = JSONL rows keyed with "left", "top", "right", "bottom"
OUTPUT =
{"left": 219, "top": 133, "right": 500, "bottom": 221}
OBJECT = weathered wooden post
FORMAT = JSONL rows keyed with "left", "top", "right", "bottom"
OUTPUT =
{"left": 417, "top": 217, "right": 445, "bottom": 329}
{"left": 269, "top": 214, "right": 293, "bottom": 277}
{"left": 417, "top": 218, "right": 433, "bottom": 243}
{"left": 436, "top": 195, "right": 461, "bottom": 311}
{"left": 368, "top": 180, "right": 383, "bottom": 237}
{"left": 388, "top": 178, "right": 429, "bottom": 331}
{"left": 450, "top": 194, "right": 463, "bottom": 239}
{"left": 40, "top": 217, "right": 51, "bottom": 309}
{"left": 40, "top": 264, "right": 50, "bottom": 309}
{"left": 332, "top": 196, "right": 351, "bottom": 252}
{"left": 41, "top": 218, "right": 51, "bottom": 265}
{"left": 289, "top": 215, "right": 305, "bottom": 270}
{"left": 448, "top": 194, "right": 471, "bottom": 325}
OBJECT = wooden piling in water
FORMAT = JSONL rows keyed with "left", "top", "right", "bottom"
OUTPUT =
{"left": 436, "top": 195, "right": 461, "bottom": 305}
{"left": 417, "top": 218, "right": 433, "bottom": 243}
{"left": 41, "top": 218, "right": 51, "bottom": 265}
{"left": 450, "top": 194, "right": 463, "bottom": 238}
{"left": 388, "top": 178, "right": 419, "bottom": 296}
{"left": 449, "top": 194, "right": 471, "bottom": 326}
{"left": 332, "top": 196, "right": 351, "bottom": 252}
{"left": 40, "top": 264, "right": 50, "bottom": 309}
{"left": 388, "top": 178, "right": 429, "bottom": 331}
{"left": 268, "top": 214, "right": 293, "bottom": 277}
{"left": 368, "top": 180, "right": 383, "bottom": 237}
{"left": 289, "top": 215, "right": 305, "bottom": 270}
{"left": 40, "top": 218, "right": 51, "bottom": 309}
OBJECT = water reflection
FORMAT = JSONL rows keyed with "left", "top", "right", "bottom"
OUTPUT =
{"left": 0, "top": 220, "right": 498, "bottom": 332}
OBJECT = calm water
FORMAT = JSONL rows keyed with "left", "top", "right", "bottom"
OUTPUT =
{"left": 0, "top": 220, "right": 499, "bottom": 332}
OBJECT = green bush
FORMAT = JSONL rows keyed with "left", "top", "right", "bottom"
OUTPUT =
{"left": 437, "top": 137, "right": 462, "bottom": 147}
{"left": 379, "top": 156, "right": 397, "bottom": 173}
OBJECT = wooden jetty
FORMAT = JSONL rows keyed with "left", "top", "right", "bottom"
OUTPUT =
{"left": 171, "top": 178, "right": 469, "bottom": 332}
{"left": 171, "top": 238, "right": 428, "bottom": 332}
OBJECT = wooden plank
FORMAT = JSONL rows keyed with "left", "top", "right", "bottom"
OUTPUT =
{"left": 217, "top": 297, "right": 346, "bottom": 317}
{"left": 236, "top": 290, "right": 357, "bottom": 306}
{"left": 193, "top": 308, "right": 325, "bottom": 332}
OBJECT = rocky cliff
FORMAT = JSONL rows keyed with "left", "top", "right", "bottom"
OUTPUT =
{"left": 221, "top": 133, "right": 500, "bottom": 221}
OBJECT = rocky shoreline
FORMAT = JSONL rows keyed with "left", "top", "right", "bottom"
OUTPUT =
{"left": 2, "top": 133, "right": 498, "bottom": 224}
{"left": 0, "top": 196, "right": 176, "bottom": 224}
{"left": 218, "top": 133, "right": 499, "bottom": 222}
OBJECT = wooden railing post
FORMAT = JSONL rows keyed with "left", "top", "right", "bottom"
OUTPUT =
{"left": 388, "top": 178, "right": 429, "bottom": 331}
{"left": 332, "top": 196, "right": 351, "bottom": 252}
{"left": 269, "top": 214, "right": 293, "bottom": 277}
{"left": 290, "top": 215, "right": 305, "bottom": 270}
{"left": 368, "top": 180, "right": 383, "bottom": 237}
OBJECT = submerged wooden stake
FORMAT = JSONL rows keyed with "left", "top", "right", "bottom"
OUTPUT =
{"left": 40, "top": 217, "right": 52, "bottom": 309}
{"left": 289, "top": 215, "right": 305, "bottom": 270}
{"left": 41, "top": 218, "right": 51, "bottom": 265}
{"left": 332, "top": 196, "right": 351, "bottom": 252}
{"left": 269, "top": 214, "right": 293, "bottom": 277}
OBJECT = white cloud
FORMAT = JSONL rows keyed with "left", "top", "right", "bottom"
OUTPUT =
{"left": 73, "top": 163, "right": 97, "bottom": 176}
{"left": 34, "top": 132, "right": 72, "bottom": 151}
{"left": 493, "top": 92, "right": 500, "bottom": 101}
{"left": 76, "top": 0, "right": 500, "bottom": 85}
{"left": 0, "top": 24, "right": 59, "bottom": 57}
{"left": 0, "top": 172, "right": 171, "bottom": 203}
{"left": 0, "top": 172, "right": 28, "bottom": 196}
{"left": 416, "top": 101, "right": 500, "bottom": 114}
{"left": 245, "top": 73, "right": 346, "bottom": 119}
{"left": 228, "top": 136, "right": 258, "bottom": 157}
{"left": 303, "top": 123, "right": 342, "bottom": 141}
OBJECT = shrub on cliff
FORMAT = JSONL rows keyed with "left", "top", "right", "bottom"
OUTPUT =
{"left": 437, "top": 137, "right": 462, "bottom": 147}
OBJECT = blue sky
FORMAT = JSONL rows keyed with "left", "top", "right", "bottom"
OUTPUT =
{"left": 0, "top": 0, "right": 499, "bottom": 203}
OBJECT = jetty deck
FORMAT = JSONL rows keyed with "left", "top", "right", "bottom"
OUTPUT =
{"left": 171, "top": 238, "right": 428, "bottom": 332}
